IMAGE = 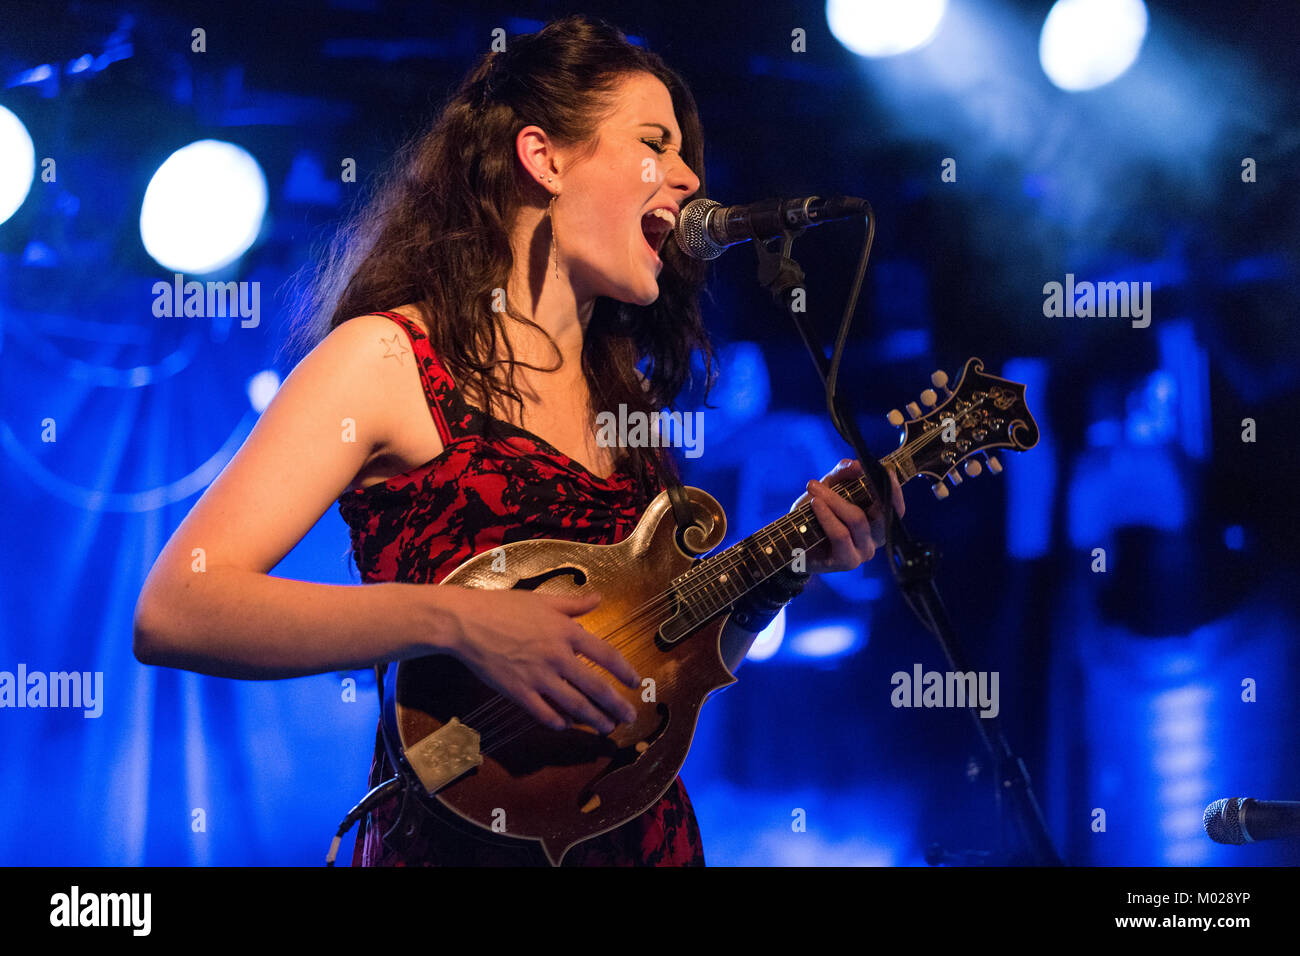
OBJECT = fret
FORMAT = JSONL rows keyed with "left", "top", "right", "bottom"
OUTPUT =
{"left": 755, "top": 534, "right": 781, "bottom": 575}
{"left": 669, "top": 468, "right": 901, "bottom": 626}
{"left": 890, "top": 453, "right": 917, "bottom": 482}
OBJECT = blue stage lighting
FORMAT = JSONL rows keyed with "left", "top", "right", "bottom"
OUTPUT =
{"left": 826, "top": 0, "right": 947, "bottom": 58}
{"left": 713, "top": 341, "right": 770, "bottom": 424}
{"left": 1003, "top": 359, "right": 1054, "bottom": 560}
{"left": 0, "top": 104, "right": 36, "bottom": 226}
{"left": 788, "top": 621, "right": 862, "bottom": 659}
{"left": 140, "top": 139, "right": 268, "bottom": 275}
{"left": 1040, "top": 0, "right": 1148, "bottom": 91}
{"left": 1150, "top": 684, "right": 1213, "bottom": 864}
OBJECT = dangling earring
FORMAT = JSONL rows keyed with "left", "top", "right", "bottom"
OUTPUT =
{"left": 546, "top": 176, "right": 560, "bottom": 280}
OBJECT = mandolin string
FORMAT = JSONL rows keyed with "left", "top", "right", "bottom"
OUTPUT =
{"left": 457, "top": 441, "right": 932, "bottom": 739}
{"left": 470, "top": 420, "right": 1000, "bottom": 749}
{"left": 460, "top": 425, "right": 975, "bottom": 745}
{"left": 458, "top": 464, "right": 878, "bottom": 731}
{"left": 467, "top": 401, "right": 1003, "bottom": 741}
{"left": 464, "top": 403, "right": 1003, "bottom": 745}
{"left": 458, "top": 454, "right": 914, "bottom": 740}
{"left": 467, "top": 471, "right": 925, "bottom": 746}
{"left": 458, "top": 488, "right": 852, "bottom": 738}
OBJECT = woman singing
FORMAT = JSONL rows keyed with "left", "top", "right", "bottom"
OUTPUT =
{"left": 133, "top": 15, "right": 903, "bottom": 866}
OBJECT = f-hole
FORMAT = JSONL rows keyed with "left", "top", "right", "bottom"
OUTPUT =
{"left": 512, "top": 566, "right": 588, "bottom": 591}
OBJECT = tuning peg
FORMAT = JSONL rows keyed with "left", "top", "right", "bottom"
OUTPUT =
{"left": 964, "top": 459, "right": 982, "bottom": 477}
{"left": 906, "top": 402, "right": 922, "bottom": 419}
{"left": 887, "top": 409, "right": 905, "bottom": 426}
{"left": 986, "top": 454, "right": 1002, "bottom": 474}
{"left": 931, "top": 370, "right": 949, "bottom": 389}
{"left": 931, "top": 482, "right": 949, "bottom": 499}
{"left": 920, "top": 388, "right": 938, "bottom": 407}
{"left": 948, "top": 469, "right": 963, "bottom": 485}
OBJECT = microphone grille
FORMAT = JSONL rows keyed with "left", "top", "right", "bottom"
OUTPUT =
{"left": 1203, "top": 797, "right": 1247, "bottom": 845}
{"left": 674, "top": 198, "right": 723, "bottom": 260}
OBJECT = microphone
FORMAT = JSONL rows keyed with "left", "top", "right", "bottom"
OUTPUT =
{"left": 674, "top": 195, "right": 868, "bottom": 260}
{"left": 1203, "top": 797, "right": 1300, "bottom": 844}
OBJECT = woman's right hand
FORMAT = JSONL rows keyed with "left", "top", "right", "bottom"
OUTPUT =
{"left": 440, "top": 587, "right": 640, "bottom": 734}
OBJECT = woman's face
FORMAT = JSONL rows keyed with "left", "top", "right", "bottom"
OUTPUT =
{"left": 526, "top": 72, "right": 702, "bottom": 308}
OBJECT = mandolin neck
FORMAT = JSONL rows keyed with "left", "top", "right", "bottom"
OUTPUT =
{"left": 669, "top": 450, "right": 913, "bottom": 624}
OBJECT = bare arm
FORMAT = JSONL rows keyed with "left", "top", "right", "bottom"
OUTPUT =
{"left": 133, "top": 314, "right": 456, "bottom": 678}
{"left": 133, "top": 313, "right": 640, "bottom": 731}
{"left": 136, "top": 572, "right": 459, "bottom": 680}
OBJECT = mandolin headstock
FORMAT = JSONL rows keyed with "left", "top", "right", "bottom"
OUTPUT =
{"left": 887, "top": 358, "right": 1040, "bottom": 499}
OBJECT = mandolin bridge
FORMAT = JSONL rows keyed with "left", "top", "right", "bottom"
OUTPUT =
{"left": 405, "top": 717, "right": 484, "bottom": 795}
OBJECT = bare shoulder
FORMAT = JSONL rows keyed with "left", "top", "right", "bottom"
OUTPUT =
{"left": 313, "top": 304, "right": 438, "bottom": 420}
{"left": 317, "top": 307, "right": 446, "bottom": 489}
{"left": 309, "top": 307, "right": 433, "bottom": 405}
{"left": 150, "top": 311, "right": 431, "bottom": 572}
{"left": 318, "top": 308, "right": 423, "bottom": 361}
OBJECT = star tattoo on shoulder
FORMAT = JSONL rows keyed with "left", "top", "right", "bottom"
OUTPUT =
{"left": 381, "top": 332, "right": 409, "bottom": 364}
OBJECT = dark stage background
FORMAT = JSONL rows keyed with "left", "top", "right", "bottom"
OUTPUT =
{"left": 1, "top": 0, "right": 1297, "bottom": 866}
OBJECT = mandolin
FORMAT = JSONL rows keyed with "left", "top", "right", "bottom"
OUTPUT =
{"left": 380, "top": 358, "right": 1039, "bottom": 864}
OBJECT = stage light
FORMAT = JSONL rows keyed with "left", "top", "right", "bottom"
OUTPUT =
{"left": 1039, "top": 0, "right": 1148, "bottom": 91}
{"left": 247, "top": 370, "right": 281, "bottom": 413}
{"left": 788, "top": 621, "right": 862, "bottom": 659}
{"left": 826, "top": 0, "right": 947, "bottom": 58}
{"left": 0, "top": 104, "right": 36, "bottom": 227}
{"left": 1151, "top": 685, "right": 1213, "bottom": 864}
{"left": 140, "top": 139, "right": 267, "bottom": 275}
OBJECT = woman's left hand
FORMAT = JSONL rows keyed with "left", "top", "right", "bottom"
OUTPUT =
{"left": 792, "top": 459, "right": 906, "bottom": 573}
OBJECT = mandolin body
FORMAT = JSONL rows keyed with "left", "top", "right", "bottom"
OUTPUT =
{"left": 385, "top": 486, "right": 734, "bottom": 866}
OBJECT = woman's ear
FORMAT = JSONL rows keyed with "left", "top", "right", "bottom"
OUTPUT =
{"left": 515, "top": 125, "right": 559, "bottom": 191}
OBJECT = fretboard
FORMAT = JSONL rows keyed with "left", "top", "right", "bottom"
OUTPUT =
{"left": 667, "top": 452, "right": 909, "bottom": 629}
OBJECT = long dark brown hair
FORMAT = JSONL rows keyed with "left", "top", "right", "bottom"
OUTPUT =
{"left": 286, "top": 15, "right": 714, "bottom": 488}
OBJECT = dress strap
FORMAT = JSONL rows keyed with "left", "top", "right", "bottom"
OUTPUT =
{"left": 368, "top": 311, "right": 467, "bottom": 445}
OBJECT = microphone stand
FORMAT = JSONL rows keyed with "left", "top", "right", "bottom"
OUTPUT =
{"left": 751, "top": 215, "right": 1062, "bottom": 866}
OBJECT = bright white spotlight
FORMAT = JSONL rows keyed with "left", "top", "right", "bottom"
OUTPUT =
{"left": 1040, "top": 0, "right": 1148, "bottom": 91}
{"left": 0, "top": 104, "right": 36, "bottom": 226}
{"left": 140, "top": 139, "right": 267, "bottom": 274}
{"left": 745, "top": 606, "right": 786, "bottom": 663}
{"left": 789, "top": 621, "right": 861, "bottom": 659}
{"left": 247, "top": 369, "right": 281, "bottom": 413}
{"left": 826, "top": 0, "right": 948, "bottom": 58}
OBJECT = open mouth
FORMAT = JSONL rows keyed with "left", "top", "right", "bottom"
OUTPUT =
{"left": 640, "top": 207, "right": 676, "bottom": 259}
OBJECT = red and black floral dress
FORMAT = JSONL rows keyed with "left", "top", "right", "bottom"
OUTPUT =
{"left": 337, "top": 311, "right": 705, "bottom": 866}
